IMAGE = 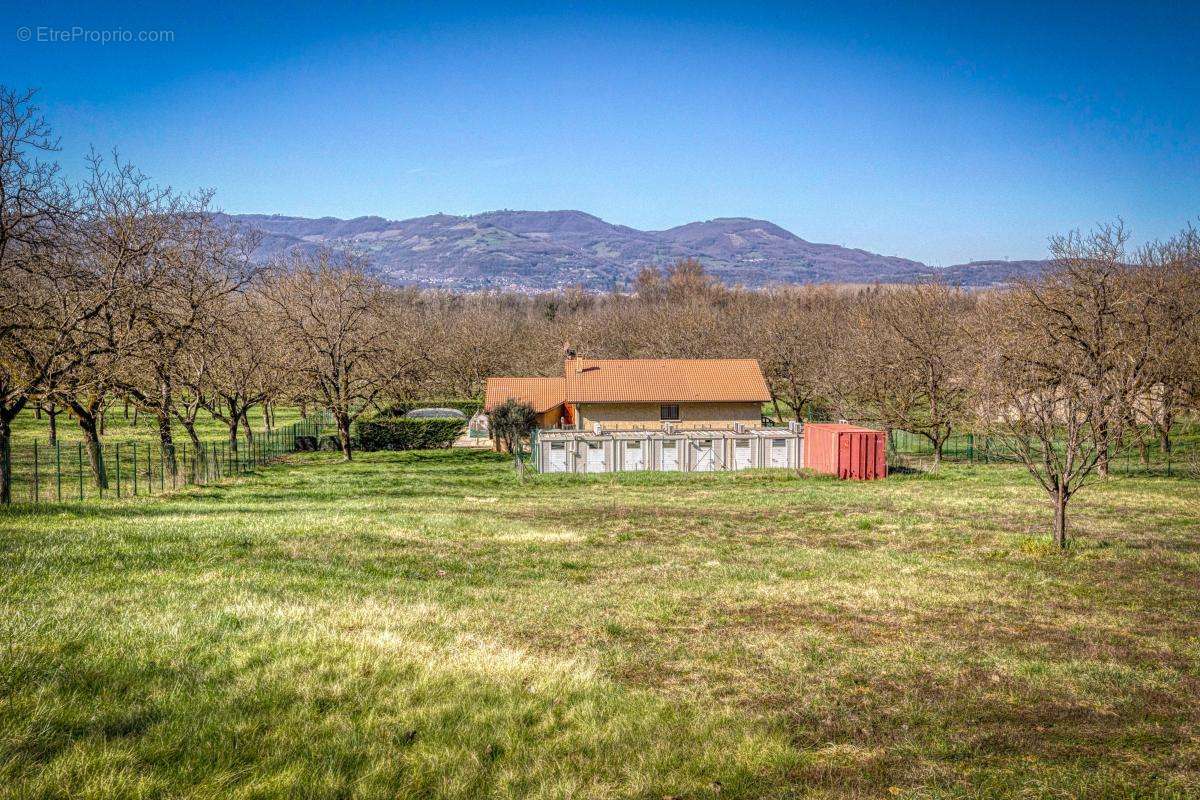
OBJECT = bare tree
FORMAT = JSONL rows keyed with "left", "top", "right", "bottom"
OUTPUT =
{"left": 261, "top": 249, "right": 409, "bottom": 460}
{"left": 977, "top": 224, "right": 1168, "bottom": 547}
{"left": 203, "top": 291, "right": 275, "bottom": 453}
{"left": 751, "top": 286, "right": 845, "bottom": 422}
{"left": 833, "top": 283, "right": 976, "bottom": 468}
{"left": 1131, "top": 227, "right": 1200, "bottom": 462}
{"left": 0, "top": 89, "right": 122, "bottom": 501}
{"left": 106, "top": 186, "right": 260, "bottom": 475}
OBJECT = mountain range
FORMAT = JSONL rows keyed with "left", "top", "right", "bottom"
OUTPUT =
{"left": 220, "top": 210, "right": 1049, "bottom": 292}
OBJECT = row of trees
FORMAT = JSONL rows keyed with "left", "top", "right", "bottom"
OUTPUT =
{"left": 4, "top": 86, "right": 1199, "bottom": 545}
{"left": 0, "top": 88, "right": 424, "bottom": 501}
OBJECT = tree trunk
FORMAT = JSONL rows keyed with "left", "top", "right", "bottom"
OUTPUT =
{"left": 1154, "top": 390, "right": 1173, "bottom": 455}
{"left": 224, "top": 398, "right": 240, "bottom": 454}
{"left": 299, "top": 399, "right": 308, "bottom": 420}
{"left": 241, "top": 410, "right": 254, "bottom": 444}
{"left": 47, "top": 404, "right": 58, "bottom": 446}
{"left": 336, "top": 412, "right": 353, "bottom": 461}
{"left": 156, "top": 409, "right": 177, "bottom": 476}
{"left": 1137, "top": 437, "right": 1149, "bottom": 467}
{"left": 931, "top": 439, "right": 943, "bottom": 470}
{"left": 0, "top": 411, "right": 14, "bottom": 504}
{"left": 182, "top": 420, "right": 206, "bottom": 479}
{"left": 1052, "top": 487, "right": 1069, "bottom": 549}
{"left": 770, "top": 395, "right": 784, "bottom": 425}
{"left": 76, "top": 412, "right": 107, "bottom": 489}
{"left": 1097, "top": 420, "right": 1110, "bottom": 477}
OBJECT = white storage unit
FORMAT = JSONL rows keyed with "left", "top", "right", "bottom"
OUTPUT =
{"left": 621, "top": 440, "right": 646, "bottom": 470}
{"left": 534, "top": 427, "right": 801, "bottom": 474}
{"left": 660, "top": 439, "right": 681, "bottom": 470}
{"left": 733, "top": 438, "right": 753, "bottom": 469}
{"left": 546, "top": 440, "right": 569, "bottom": 472}
{"left": 584, "top": 440, "right": 607, "bottom": 473}
{"left": 767, "top": 436, "right": 790, "bottom": 468}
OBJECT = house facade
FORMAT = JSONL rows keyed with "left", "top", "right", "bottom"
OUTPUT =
{"left": 484, "top": 355, "right": 774, "bottom": 448}
{"left": 484, "top": 355, "right": 801, "bottom": 472}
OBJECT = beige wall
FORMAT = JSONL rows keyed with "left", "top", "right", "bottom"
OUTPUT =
{"left": 575, "top": 402, "right": 763, "bottom": 431}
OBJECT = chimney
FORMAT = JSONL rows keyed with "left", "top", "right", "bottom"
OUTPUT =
{"left": 592, "top": 422, "right": 602, "bottom": 436}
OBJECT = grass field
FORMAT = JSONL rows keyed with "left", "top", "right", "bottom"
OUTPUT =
{"left": 8, "top": 404, "right": 308, "bottom": 449}
{"left": 2, "top": 451, "right": 1198, "bottom": 798}
{"left": 4, "top": 405, "right": 318, "bottom": 503}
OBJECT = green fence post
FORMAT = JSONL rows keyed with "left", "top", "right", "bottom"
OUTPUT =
{"left": 116, "top": 443, "right": 122, "bottom": 498}
{"left": 967, "top": 433, "right": 974, "bottom": 463}
{"left": 56, "top": 440, "right": 62, "bottom": 501}
{"left": 32, "top": 440, "right": 39, "bottom": 503}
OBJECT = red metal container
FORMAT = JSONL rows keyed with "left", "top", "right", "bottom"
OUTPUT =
{"left": 802, "top": 423, "right": 888, "bottom": 480}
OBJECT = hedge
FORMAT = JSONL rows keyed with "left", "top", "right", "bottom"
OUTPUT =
{"left": 357, "top": 417, "right": 466, "bottom": 451}
{"left": 377, "top": 399, "right": 483, "bottom": 418}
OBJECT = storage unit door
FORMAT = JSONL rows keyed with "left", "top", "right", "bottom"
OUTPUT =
{"left": 691, "top": 439, "right": 715, "bottom": 471}
{"left": 733, "top": 439, "right": 753, "bottom": 469}
{"left": 622, "top": 440, "right": 645, "bottom": 471}
{"left": 769, "top": 437, "right": 789, "bottom": 468}
{"left": 585, "top": 441, "right": 606, "bottom": 473}
{"left": 661, "top": 440, "right": 680, "bottom": 470}
{"left": 546, "top": 441, "right": 568, "bottom": 472}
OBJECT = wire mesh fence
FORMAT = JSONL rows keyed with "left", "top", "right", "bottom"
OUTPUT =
{"left": 886, "top": 423, "right": 1200, "bottom": 478}
{"left": 4, "top": 415, "right": 328, "bottom": 506}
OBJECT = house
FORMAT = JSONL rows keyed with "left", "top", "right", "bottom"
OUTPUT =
{"left": 484, "top": 355, "right": 772, "bottom": 435}
{"left": 482, "top": 376, "right": 570, "bottom": 433}
{"left": 484, "top": 355, "right": 801, "bottom": 471}
{"left": 564, "top": 357, "right": 771, "bottom": 431}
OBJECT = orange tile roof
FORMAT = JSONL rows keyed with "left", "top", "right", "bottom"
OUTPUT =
{"left": 564, "top": 358, "right": 771, "bottom": 403}
{"left": 484, "top": 377, "right": 566, "bottom": 413}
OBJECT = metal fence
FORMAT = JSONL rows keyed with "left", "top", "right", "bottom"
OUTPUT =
{"left": 887, "top": 424, "right": 1200, "bottom": 478}
{"left": 4, "top": 415, "right": 328, "bottom": 506}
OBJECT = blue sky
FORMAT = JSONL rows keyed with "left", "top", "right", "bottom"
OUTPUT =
{"left": 4, "top": 1, "right": 1197, "bottom": 265}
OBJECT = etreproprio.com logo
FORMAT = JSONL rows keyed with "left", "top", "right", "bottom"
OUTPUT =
{"left": 16, "top": 26, "right": 175, "bottom": 44}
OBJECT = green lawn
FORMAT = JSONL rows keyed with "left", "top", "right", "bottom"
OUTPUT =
{"left": 2, "top": 451, "right": 1198, "bottom": 798}
{"left": 9, "top": 404, "right": 310, "bottom": 447}
{"left": 5, "top": 405, "right": 318, "bottom": 503}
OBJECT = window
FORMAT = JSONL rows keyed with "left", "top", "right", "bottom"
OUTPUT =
{"left": 660, "top": 404, "right": 680, "bottom": 421}
{"left": 587, "top": 441, "right": 602, "bottom": 449}
{"left": 627, "top": 441, "right": 641, "bottom": 449}
{"left": 550, "top": 442, "right": 565, "bottom": 451}
{"left": 736, "top": 439, "right": 750, "bottom": 448}
{"left": 662, "top": 441, "right": 676, "bottom": 449}
{"left": 772, "top": 439, "right": 786, "bottom": 447}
